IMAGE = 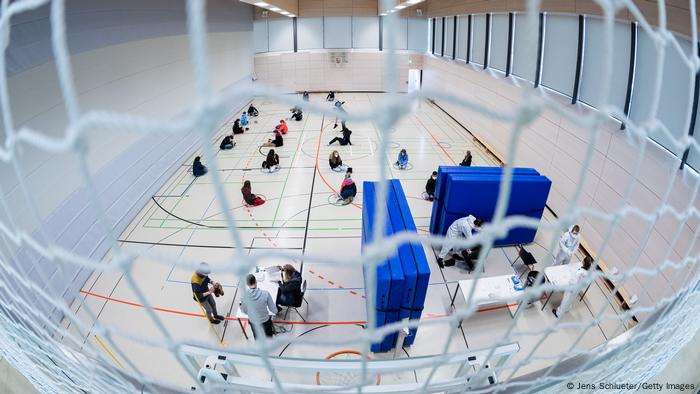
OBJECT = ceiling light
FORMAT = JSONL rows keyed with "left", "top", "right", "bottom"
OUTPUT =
{"left": 396, "top": 4, "right": 407, "bottom": 9}
{"left": 279, "top": 10, "right": 289, "bottom": 14}
{"left": 289, "top": 14, "right": 296, "bottom": 17}
{"left": 407, "top": 0, "right": 423, "bottom": 4}
{"left": 270, "top": 6, "right": 281, "bottom": 11}
{"left": 254, "top": 2, "right": 269, "bottom": 7}
{"left": 380, "top": 13, "right": 387, "bottom": 16}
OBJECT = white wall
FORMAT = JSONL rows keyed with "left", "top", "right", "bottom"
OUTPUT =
{"left": 423, "top": 56, "right": 700, "bottom": 321}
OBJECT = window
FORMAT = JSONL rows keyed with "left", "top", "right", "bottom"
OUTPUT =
{"left": 407, "top": 18, "right": 428, "bottom": 52}
{"left": 541, "top": 14, "right": 579, "bottom": 96}
{"left": 353, "top": 17, "right": 379, "bottom": 49}
{"left": 253, "top": 20, "right": 268, "bottom": 53}
{"left": 268, "top": 19, "right": 294, "bottom": 52}
{"left": 383, "top": 16, "right": 408, "bottom": 50}
{"left": 490, "top": 14, "right": 509, "bottom": 71}
{"left": 324, "top": 16, "right": 352, "bottom": 48}
{"left": 434, "top": 18, "right": 443, "bottom": 55}
{"left": 511, "top": 13, "right": 538, "bottom": 81}
{"left": 471, "top": 14, "right": 487, "bottom": 65}
{"left": 444, "top": 17, "right": 454, "bottom": 58}
{"left": 579, "top": 18, "right": 632, "bottom": 109}
{"left": 631, "top": 30, "right": 694, "bottom": 156}
{"left": 297, "top": 17, "right": 323, "bottom": 50}
{"left": 456, "top": 15, "right": 469, "bottom": 61}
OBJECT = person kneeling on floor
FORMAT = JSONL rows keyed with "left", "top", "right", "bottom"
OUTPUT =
{"left": 192, "top": 156, "right": 208, "bottom": 177}
{"left": 241, "top": 180, "right": 265, "bottom": 206}
{"left": 396, "top": 149, "right": 409, "bottom": 169}
{"left": 240, "top": 274, "right": 277, "bottom": 339}
{"left": 423, "top": 171, "right": 437, "bottom": 201}
{"left": 262, "top": 149, "right": 280, "bottom": 171}
{"left": 220, "top": 134, "right": 235, "bottom": 150}
{"left": 191, "top": 262, "right": 225, "bottom": 324}
{"left": 339, "top": 172, "right": 357, "bottom": 204}
{"left": 437, "top": 215, "right": 484, "bottom": 270}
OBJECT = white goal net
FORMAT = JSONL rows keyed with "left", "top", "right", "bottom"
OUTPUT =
{"left": 0, "top": 0, "right": 699, "bottom": 393}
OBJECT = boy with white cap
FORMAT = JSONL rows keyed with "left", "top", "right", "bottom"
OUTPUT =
{"left": 191, "top": 262, "right": 225, "bottom": 324}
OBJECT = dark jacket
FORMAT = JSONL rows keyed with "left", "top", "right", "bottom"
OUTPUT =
{"left": 273, "top": 133, "right": 283, "bottom": 147}
{"left": 220, "top": 135, "right": 233, "bottom": 149}
{"left": 277, "top": 271, "right": 302, "bottom": 306}
{"left": 263, "top": 153, "right": 279, "bottom": 169}
{"left": 241, "top": 186, "right": 256, "bottom": 205}
{"left": 460, "top": 155, "right": 472, "bottom": 167}
{"left": 232, "top": 121, "right": 244, "bottom": 134}
{"left": 191, "top": 274, "right": 210, "bottom": 302}
{"left": 340, "top": 182, "right": 357, "bottom": 199}
{"left": 193, "top": 160, "right": 207, "bottom": 177}
{"left": 426, "top": 177, "right": 436, "bottom": 195}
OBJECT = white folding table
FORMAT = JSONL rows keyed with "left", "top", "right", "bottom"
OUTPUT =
{"left": 540, "top": 262, "right": 587, "bottom": 311}
{"left": 450, "top": 275, "right": 526, "bottom": 318}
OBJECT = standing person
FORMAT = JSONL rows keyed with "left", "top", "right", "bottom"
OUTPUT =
{"left": 329, "top": 150, "right": 344, "bottom": 171}
{"left": 262, "top": 149, "right": 280, "bottom": 171}
{"left": 241, "top": 180, "right": 265, "bottom": 206}
{"left": 328, "top": 127, "right": 352, "bottom": 146}
{"left": 396, "top": 149, "right": 409, "bottom": 169}
{"left": 555, "top": 225, "right": 580, "bottom": 265}
{"left": 247, "top": 104, "right": 259, "bottom": 117}
{"left": 552, "top": 256, "right": 592, "bottom": 318}
{"left": 220, "top": 135, "right": 234, "bottom": 150}
{"left": 276, "top": 264, "right": 302, "bottom": 308}
{"left": 241, "top": 112, "right": 249, "bottom": 126}
{"left": 333, "top": 101, "right": 347, "bottom": 130}
{"left": 302, "top": 91, "right": 310, "bottom": 102}
{"left": 191, "top": 263, "right": 225, "bottom": 324}
{"left": 240, "top": 274, "right": 278, "bottom": 339}
{"left": 460, "top": 151, "right": 472, "bottom": 167}
{"left": 339, "top": 172, "right": 357, "bottom": 204}
{"left": 262, "top": 128, "right": 283, "bottom": 147}
{"left": 326, "top": 91, "right": 335, "bottom": 102}
{"left": 232, "top": 119, "right": 244, "bottom": 134}
{"left": 192, "top": 156, "right": 207, "bottom": 177}
{"left": 437, "top": 215, "right": 483, "bottom": 269}
{"left": 424, "top": 171, "right": 438, "bottom": 201}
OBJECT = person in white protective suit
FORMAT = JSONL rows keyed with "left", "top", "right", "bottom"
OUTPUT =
{"left": 552, "top": 256, "right": 592, "bottom": 318}
{"left": 555, "top": 225, "right": 580, "bottom": 265}
{"left": 436, "top": 215, "right": 483, "bottom": 269}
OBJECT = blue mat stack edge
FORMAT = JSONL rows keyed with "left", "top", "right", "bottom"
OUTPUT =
{"left": 362, "top": 180, "right": 431, "bottom": 352}
{"left": 430, "top": 166, "right": 552, "bottom": 246}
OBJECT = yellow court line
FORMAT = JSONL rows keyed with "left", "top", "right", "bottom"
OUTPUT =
{"left": 94, "top": 335, "right": 124, "bottom": 368}
{"left": 193, "top": 292, "right": 228, "bottom": 348}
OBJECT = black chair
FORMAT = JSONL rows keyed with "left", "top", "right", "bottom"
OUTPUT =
{"left": 281, "top": 280, "right": 308, "bottom": 321}
{"left": 512, "top": 245, "right": 537, "bottom": 277}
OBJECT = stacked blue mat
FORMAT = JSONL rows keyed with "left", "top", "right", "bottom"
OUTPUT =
{"left": 362, "top": 180, "right": 431, "bottom": 352}
{"left": 430, "top": 166, "right": 552, "bottom": 246}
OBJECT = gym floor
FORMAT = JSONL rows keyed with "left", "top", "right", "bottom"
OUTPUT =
{"left": 59, "top": 93, "right": 631, "bottom": 389}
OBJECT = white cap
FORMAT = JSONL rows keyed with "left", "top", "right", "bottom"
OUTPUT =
{"left": 196, "top": 262, "right": 211, "bottom": 275}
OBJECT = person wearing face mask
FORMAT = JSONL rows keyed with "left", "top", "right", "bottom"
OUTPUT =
{"left": 339, "top": 172, "right": 357, "bottom": 204}
{"left": 552, "top": 256, "right": 592, "bottom": 318}
{"left": 423, "top": 171, "right": 438, "bottom": 201}
{"left": 436, "top": 215, "right": 484, "bottom": 270}
{"left": 555, "top": 225, "right": 581, "bottom": 265}
{"left": 329, "top": 150, "right": 344, "bottom": 172}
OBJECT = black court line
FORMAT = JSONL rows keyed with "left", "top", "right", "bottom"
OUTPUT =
{"left": 299, "top": 114, "right": 323, "bottom": 274}
{"left": 117, "top": 239, "right": 303, "bottom": 250}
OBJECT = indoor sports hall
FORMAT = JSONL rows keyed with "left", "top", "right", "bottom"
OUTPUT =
{"left": 0, "top": 1, "right": 698, "bottom": 393}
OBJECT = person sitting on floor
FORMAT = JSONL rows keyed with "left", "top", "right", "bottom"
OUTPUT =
{"left": 241, "top": 180, "right": 265, "bottom": 206}
{"left": 424, "top": 171, "right": 438, "bottom": 201}
{"left": 191, "top": 262, "right": 225, "bottom": 324}
{"left": 278, "top": 119, "right": 288, "bottom": 134}
{"left": 247, "top": 104, "right": 259, "bottom": 117}
{"left": 329, "top": 150, "right": 344, "bottom": 171}
{"left": 326, "top": 91, "right": 335, "bottom": 102}
{"left": 276, "top": 264, "right": 302, "bottom": 308}
{"left": 328, "top": 127, "right": 352, "bottom": 146}
{"left": 220, "top": 135, "right": 234, "bottom": 150}
{"left": 460, "top": 150, "right": 472, "bottom": 167}
{"left": 262, "top": 128, "right": 283, "bottom": 147}
{"left": 241, "top": 112, "right": 249, "bottom": 126}
{"left": 192, "top": 156, "right": 207, "bottom": 177}
{"left": 290, "top": 106, "right": 303, "bottom": 121}
{"left": 262, "top": 149, "right": 280, "bottom": 171}
{"left": 302, "top": 91, "right": 309, "bottom": 102}
{"left": 396, "top": 149, "right": 409, "bottom": 169}
{"left": 232, "top": 119, "right": 245, "bottom": 134}
{"left": 339, "top": 172, "right": 357, "bottom": 204}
